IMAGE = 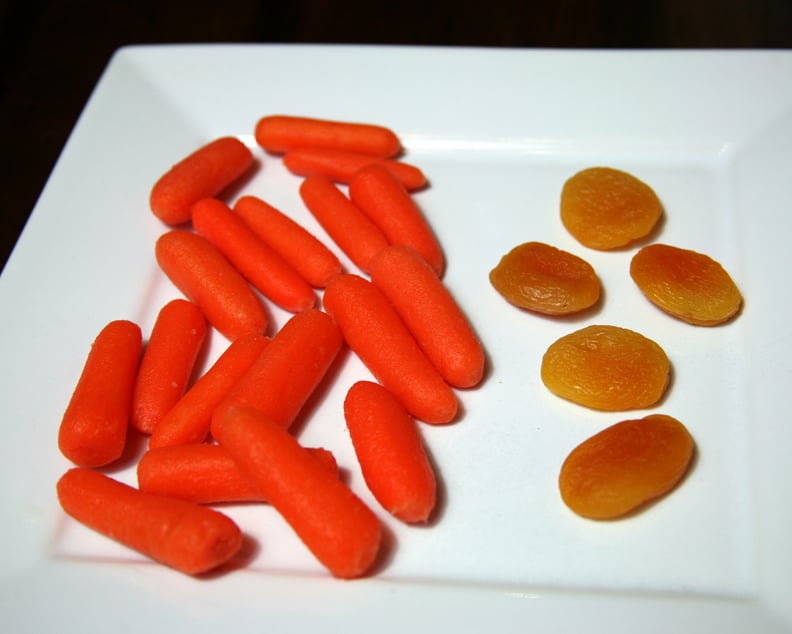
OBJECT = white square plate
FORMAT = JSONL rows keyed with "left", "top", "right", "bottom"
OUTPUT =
{"left": 2, "top": 45, "right": 791, "bottom": 632}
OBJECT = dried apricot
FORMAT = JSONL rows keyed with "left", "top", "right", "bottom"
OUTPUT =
{"left": 558, "top": 414, "right": 694, "bottom": 519}
{"left": 541, "top": 324, "right": 670, "bottom": 411}
{"left": 560, "top": 167, "right": 663, "bottom": 250}
{"left": 630, "top": 243, "right": 743, "bottom": 326}
{"left": 489, "top": 242, "right": 600, "bottom": 315}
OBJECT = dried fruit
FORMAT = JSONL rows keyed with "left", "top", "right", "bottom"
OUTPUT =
{"left": 559, "top": 414, "right": 694, "bottom": 519}
{"left": 560, "top": 167, "right": 663, "bottom": 250}
{"left": 541, "top": 324, "right": 670, "bottom": 411}
{"left": 630, "top": 243, "right": 743, "bottom": 326}
{"left": 489, "top": 241, "right": 600, "bottom": 315}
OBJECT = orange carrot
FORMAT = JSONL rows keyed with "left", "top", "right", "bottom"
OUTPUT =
{"left": 221, "top": 406, "right": 382, "bottom": 579}
{"left": 369, "top": 245, "right": 485, "bottom": 389}
{"left": 210, "top": 308, "right": 343, "bottom": 442}
{"left": 131, "top": 299, "right": 207, "bottom": 435}
{"left": 137, "top": 443, "right": 338, "bottom": 504}
{"left": 149, "top": 333, "right": 270, "bottom": 448}
{"left": 192, "top": 197, "right": 316, "bottom": 313}
{"left": 283, "top": 147, "right": 427, "bottom": 191}
{"left": 57, "top": 467, "right": 242, "bottom": 576}
{"left": 322, "top": 273, "right": 458, "bottom": 425}
{"left": 344, "top": 381, "right": 437, "bottom": 523}
{"left": 349, "top": 163, "right": 445, "bottom": 276}
{"left": 155, "top": 229, "right": 268, "bottom": 341}
{"left": 255, "top": 115, "right": 401, "bottom": 158}
{"left": 58, "top": 320, "right": 142, "bottom": 468}
{"left": 298, "top": 175, "right": 389, "bottom": 273}
{"left": 150, "top": 136, "right": 253, "bottom": 226}
{"left": 233, "top": 195, "right": 342, "bottom": 288}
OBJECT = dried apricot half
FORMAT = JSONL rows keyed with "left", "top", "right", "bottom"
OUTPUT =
{"left": 560, "top": 167, "right": 663, "bottom": 250}
{"left": 489, "top": 241, "right": 601, "bottom": 315}
{"left": 630, "top": 243, "right": 743, "bottom": 326}
{"left": 559, "top": 414, "right": 695, "bottom": 519}
{"left": 541, "top": 324, "right": 670, "bottom": 411}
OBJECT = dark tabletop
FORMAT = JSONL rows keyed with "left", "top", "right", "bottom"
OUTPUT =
{"left": 2, "top": 0, "right": 791, "bottom": 272}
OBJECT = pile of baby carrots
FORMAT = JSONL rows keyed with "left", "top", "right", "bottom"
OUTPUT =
{"left": 56, "top": 115, "right": 486, "bottom": 579}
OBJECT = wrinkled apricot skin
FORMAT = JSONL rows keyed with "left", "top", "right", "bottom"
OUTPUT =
{"left": 630, "top": 243, "right": 743, "bottom": 326}
{"left": 559, "top": 414, "right": 694, "bottom": 519}
{"left": 541, "top": 325, "right": 670, "bottom": 411}
{"left": 489, "top": 242, "right": 601, "bottom": 315}
{"left": 560, "top": 167, "right": 663, "bottom": 250}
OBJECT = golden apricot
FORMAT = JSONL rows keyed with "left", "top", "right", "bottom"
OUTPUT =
{"left": 560, "top": 167, "right": 663, "bottom": 250}
{"left": 489, "top": 241, "right": 600, "bottom": 315}
{"left": 541, "top": 325, "right": 670, "bottom": 411}
{"left": 630, "top": 243, "right": 743, "bottom": 326}
{"left": 559, "top": 414, "right": 694, "bottom": 519}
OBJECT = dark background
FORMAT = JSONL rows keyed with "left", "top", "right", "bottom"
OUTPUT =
{"left": 2, "top": 0, "right": 791, "bottom": 272}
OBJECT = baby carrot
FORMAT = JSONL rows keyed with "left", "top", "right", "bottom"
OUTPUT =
{"left": 221, "top": 406, "right": 382, "bottom": 579}
{"left": 149, "top": 333, "right": 270, "bottom": 448}
{"left": 255, "top": 114, "right": 401, "bottom": 158}
{"left": 192, "top": 197, "right": 316, "bottom": 313}
{"left": 137, "top": 443, "right": 338, "bottom": 504}
{"left": 233, "top": 195, "right": 342, "bottom": 288}
{"left": 349, "top": 163, "right": 444, "bottom": 276}
{"left": 344, "top": 381, "right": 437, "bottom": 523}
{"left": 57, "top": 467, "right": 242, "bottom": 576}
{"left": 210, "top": 308, "right": 343, "bottom": 442}
{"left": 155, "top": 229, "right": 268, "bottom": 341}
{"left": 131, "top": 299, "right": 207, "bottom": 435}
{"left": 369, "top": 245, "right": 485, "bottom": 389}
{"left": 283, "top": 147, "right": 427, "bottom": 191}
{"left": 150, "top": 136, "right": 253, "bottom": 226}
{"left": 299, "top": 175, "right": 389, "bottom": 273}
{"left": 322, "top": 273, "right": 458, "bottom": 425}
{"left": 58, "top": 320, "right": 142, "bottom": 468}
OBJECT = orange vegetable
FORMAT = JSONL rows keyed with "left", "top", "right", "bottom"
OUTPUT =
{"left": 255, "top": 114, "right": 401, "bottom": 158}
{"left": 233, "top": 195, "right": 342, "bottom": 288}
{"left": 221, "top": 406, "right": 382, "bottom": 579}
{"left": 344, "top": 381, "right": 437, "bottom": 523}
{"left": 131, "top": 299, "right": 207, "bottom": 435}
{"left": 349, "top": 163, "right": 444, "bottom": 276}
{"left": 369, "top": 245, "right": 484, "bottom": 389}
{"left": 149, "top": 333, "right": 270, "bottom": 448}
{"left": 155, "top": 229, "right": 268, "bottom": 341}
{"left": 323, "top": 273, "right": 458, "bottom": 425}
{"left": 299, "top": 174, "right": 389, "bottom": 273}
{"left": 559, "top": 414, "right": 695, "bottom": 519}
{"left": 192, "top": 197, "right": 316, "bottom": 313}
{"left": 149, "top": 136, "right": 253, "bottom": 226}
{"left": 210, "top": 308, "right": 343, "bottom": 441}
{"left": 57, "top": 467, "right": 242, "bottom": 575}
{"left": 58, "top": 320, "right": 142, "bottom": 468}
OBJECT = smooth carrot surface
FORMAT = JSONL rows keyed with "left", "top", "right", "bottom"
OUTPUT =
{"left": 369, "top": 245, "right": 485, "bottom": 389}
{"left": 283, "top": 147, "right": 427, "bottom": 191}
{"left": 221, "top": 406, "right": 382, "bottom": 579}
{"left": 150, "top": 136, "right": 253, "bottom": 226}
{"left": 57, "top": 468, "right": 242, "bottom": 576}
{"left": 233, "top": 195, "right": 342, "bottom": 288}
{"left": 58, "top": 320, "right": 142, "bottom": 468}
{"left": 155, "top": 229, "right": 268, "bottom": 341}
{"left": 131, "top": 299, "right": 207, "bottom": 435}
{"left": 349, "top": 163, "right": 444, "bottom": 276}
{"left": 137, "top": 443, "right": 338, "bottom": 504}
{"left": 299, "top": 175, "right": 389, "bottom": 273}
{"left": 322, "top": 273, "right": 458, "bottom": 425}
{"left": 211, "top": 308, "right": 343, "bottom": 441}
{"left": 192, "top": 198, "right": 316, "bottom": 313}
{"left": 255, "top": 115, "right": 401, "bottom": 158}
{"left": 344, "top": 381, "right": 437, "bottom": 523}
{"left": 149, "top": 333, "right": 270, "bottom": 448}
